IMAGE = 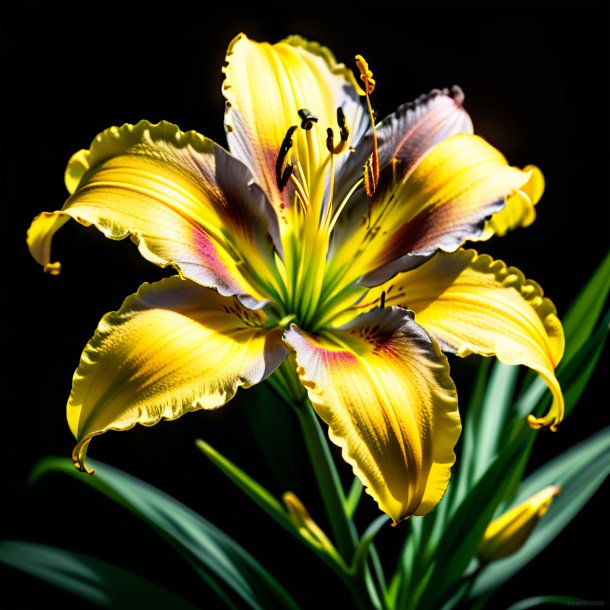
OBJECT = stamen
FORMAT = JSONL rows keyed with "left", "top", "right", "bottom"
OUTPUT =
{"left": 325, "top": 107, "right": 350, "bottom": 155}
{"left": 355, "top": 54, "right": 379, "bottom": 200}
{"left": 363, "top": 155, "right": 379, "bottom": 200}
{"left": 298, "top": 108, "right": 318, "bottom": 130}
{"left": 290, "top": 171, "right": 311, "bottom": 213}
{"left": 294, "top": 159, "right": 309, "bottom": 192}
{"left": 276, "top": 125, "right": 298, "bottom": 191}
{"left": 337, "top": 107, "right": 349, "bottom": 140}
{"left": 326, "top": 127, "right": 335, "bottom": 153}
{"left": 355, "top": 55, "right": 376, "bottom": 94}
{"left": 380, "top": 290, "right": 386, "bottom": 308}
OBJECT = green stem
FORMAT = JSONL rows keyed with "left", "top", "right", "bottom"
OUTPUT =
{"left": 270, "top": 369, "right": 385, "bottom": 609}
{"left": 295, "top": 402, "right": 357, "bottom": 563}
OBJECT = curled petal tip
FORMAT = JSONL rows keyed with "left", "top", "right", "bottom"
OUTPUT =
{"left": 390, "top": 515, "right": 411, "bottom": 528}
{"left": 527, "top": 413, "right": 560, "bottom": 432}
{"left": 43, "top": 262, "right": 61, "bottom": 275}
{"left": 450, "top": 85, "right": 465, "bottom": 105}
{"left": 72, "top": 438, "right": 94, "bottom": 475}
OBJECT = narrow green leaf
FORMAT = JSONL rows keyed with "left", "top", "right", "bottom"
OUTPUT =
{"left": 504, "top": 595, "right": 585, "bottom": 610}
{"left": 30, "top": 457, "right": 299, "bottom": 610}
{"left": 412, "top": 436, "right": 532, "bottom": 609}
{"left": 561, "top": 249, "right": 610, "bottom": 363}
{"left": 294, "top": 403, "right": 357, "bottom": 562}
{"left": 471, "top": 427, "right": 610, "bottom": 597}
{"left": 517, "top": 249, "right": 610, "bottom": 408}
{"left": 456, "top": 358, "right": 492, "bottom": 493}
{"left": 350, "top": 515, "right": 389, "bottom": 576}
{"left": 472, "top": 362, "right": 519, "bottom": 483}
{"left": 0, "top": 541, "right": 197, "bottom": 609}
{"left": 196, "top": 439, "right": 290, "bottom": 529}
{"left": 346, "top": 477, "right": 364, "bottom": 520}
{"left": 561, "top": 310, "right": 609, "bottom": 419}
{"left": 394, "top": 519, "right": 420, "bottom": 608}
{"left": 196, "top": 439, "right": 350, "bottom": 579}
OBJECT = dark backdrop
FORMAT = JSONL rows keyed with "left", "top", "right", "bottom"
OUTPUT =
{"left": 1, "top": 1, "right": 609, "bottom": 609}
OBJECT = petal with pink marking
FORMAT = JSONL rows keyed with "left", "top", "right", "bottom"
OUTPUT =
{"left": 328, "top": 134, "right": 537, "bottom": 291}
{"left": 284, "top": 307, "right": 460, "bottom": 523}
{"left": 361, "top": 249, "right": 564, "bottom": 430}
{"left": 336, "top": 86, "right": 473, "bottom": 205}
{"left": 68, "top": 276, "right": 288, "bottom": 473}
{"left": 27, "top": 120, "right": 281, "bottom": 308}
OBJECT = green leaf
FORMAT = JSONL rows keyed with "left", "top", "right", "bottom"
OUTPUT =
{"left": 471, "top": 362, "right": 519, "bottom": 484}
{"left": 446, "top": 358, "right": 491, "bottom": 516}
{"left": 449, "top": 359, "right": 518, "bottom": 514}
{"left": 350, "top": 515, "right": 389, "bottom": 576}
{"left": 196, "top": 439, "right": 352, "bottom": 580}
{"left": 561, "top": 249, "right": 610, "bottom": 363}
{"left": 345, "top": 477, "right": 364, "bottom": 520}
{"left": 196, "top": 439, "right": 291, "bottom": 532}
{"left": 561, "top": 310, "right": 609, "bottom": 418}
{"left": 471, "top": 427, "right": 610, "bottom": 597}
{"left": 516, "top": 249, "right": 610, "bottom": 411}
{"left": 30, "top": 457, "right": 299, "bottom": 610}
{"left": 0, "top": 540, "right": 197, "bottom": 609}
{"left": 504, "top": 595, "right": 585, "bottom": 610}
{"left": 411, "top": 436, "right": 532, "bottom": 609}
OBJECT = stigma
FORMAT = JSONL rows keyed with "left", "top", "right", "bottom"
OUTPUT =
{"left": 355, "top": 54, "right": 379, "bottom": 199}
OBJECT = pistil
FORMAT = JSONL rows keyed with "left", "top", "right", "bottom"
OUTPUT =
{"left": 355, "top": 55, "right": 380, "bottom": 229}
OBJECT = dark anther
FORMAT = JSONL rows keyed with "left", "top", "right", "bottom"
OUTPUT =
{"left": 380, "top": 290, "right": 386, "bottom": 308}
{"left": 326, "top": 127, "right": 335, "bottom": 153}
{"left": 276, "top": 125, "right": 298, "bottom": 191}
{"left": 336, "top": 107, "right": 349, "bottom": 141}
{"left": 298, "top": 108, "right": 318, "bottom": 130}
{"left": 278, "top": 163, "right": 293, "bottom": 191}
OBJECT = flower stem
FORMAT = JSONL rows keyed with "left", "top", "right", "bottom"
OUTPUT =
{"left": 295, "top": 401, "right": 357, "bottom": 563}
{"left": 270, "top": 369, "right": 385, "bottom": 609}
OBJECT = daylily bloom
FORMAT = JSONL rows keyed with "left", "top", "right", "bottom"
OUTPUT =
{"left": 27, "top": 33, "right": 564, "bottom": 524}
{"left": 477, "top": 485, "right": 561, "bottom": 563}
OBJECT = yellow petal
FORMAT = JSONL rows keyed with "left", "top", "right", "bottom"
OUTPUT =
{"left": 284, "top": 308, "right": 460, "bottom": 523}
{"left": 26, "top": 120, "right": 281, "bottom": 308}
{"left": 328, "top": 134, "right": 538, "bottom": 291}
{"left": 223, "top": 33, "right": 368, "bottom": 215}
{"left": 68, "top": 277, "right": 288, "bottom": 473}
{"left": 479, "top": 165, "right": 545, "bottom": 239}
{"left": 363, "top": 249, "right": 564, "bottom": 430}
{"left": 477, "top": 485, "right": 560, "bottom": 562}
{"left": 333, "top": 86, "right": 473, "bottom": 216}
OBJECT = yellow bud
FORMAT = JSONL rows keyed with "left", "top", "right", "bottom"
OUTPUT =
{"left": 477, "top": 485, "right": 560, "bottom": 563}
{"left": 282, "top": 492, "right": 335, "bottom": 553}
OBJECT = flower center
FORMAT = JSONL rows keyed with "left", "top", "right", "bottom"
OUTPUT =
{"left": 270, "top": 55, "right": 380, "bottom": 332}
{"left": 271, "top": 108, "right": 350, "bottom": 330}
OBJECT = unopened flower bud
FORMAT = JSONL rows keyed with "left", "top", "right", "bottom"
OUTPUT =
{"left": 477, "top": 485, "right": 560, "bottom": 563}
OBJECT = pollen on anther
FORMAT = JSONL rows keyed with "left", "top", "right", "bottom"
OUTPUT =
{"left": 355, "top": 54, "right": 376, "bottom": 94}
{"left": 298, "top": 108, "right": 318, "bottom": 130}
{"left": 275, "top": 125, "right": 298, "bottom": 191}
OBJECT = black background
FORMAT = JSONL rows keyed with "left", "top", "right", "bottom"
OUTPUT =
{"left": 1, "top": 1, "right": 609, "bottom": 608}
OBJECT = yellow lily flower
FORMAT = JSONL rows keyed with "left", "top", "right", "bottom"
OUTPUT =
{"left": 26, "top": 33, "right": 564, "bottom": 524}
{"left": 477, "top": 485, "right": 561, "bottom": 563}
